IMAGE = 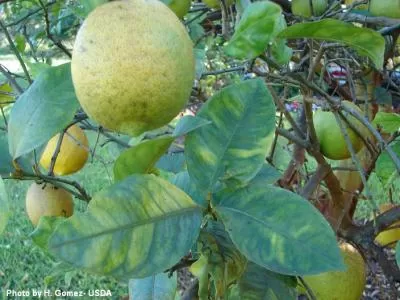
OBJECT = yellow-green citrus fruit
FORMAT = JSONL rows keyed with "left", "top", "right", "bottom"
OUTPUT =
{"left": 40, "top": 125, "right": 89, "bottom": 176}
{"left": 203, "top": 0, "right": 234, "bottom": 9}
{"left": 375, "top": 204, "right": 400, "bottom": 248}
{"left": 369, "top": 0, "right": 400, "bottom": 19}
{"left": 345, "top": 0, "right": 369, "bottom": 10}
{"left": 292, "top": 0, "right": 328, "bottom": 17}
{"left": 71, "top": 0, "right": 195, "bottom": 136}
{"left": 300, "top": 243, "right": 366, "bottom": 300}
{"left": 25, "top": 183, "right": 74, "bottom": 226}
{"left": 160, "top": 0, "right": 191, "bottom": 18}
{"left": 0, "top": 83, "right": 14, "bottom": 108}
{"left": 313, "top": 101, "right": 368, "bottom": 160}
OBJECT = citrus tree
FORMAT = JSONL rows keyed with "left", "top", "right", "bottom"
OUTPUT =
{"left": 1, "top": 0, "right": 400, "bottom": 299}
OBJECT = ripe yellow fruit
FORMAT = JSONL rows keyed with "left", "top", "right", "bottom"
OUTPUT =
{"left": 161, "top": 0, "right": 191, "bottom": 19}
{"left": 25, "top": 183, "right": 74, "bottom": 226}
{"left": 71, "top": 0, "right": 195, "bottom": 136}
{"left": 369, "top": 0, "right": 400, "bottom": 19}
{"left": 313, "top": 101, "right": 369, "bottom": 160}
{"left": 300, "top": 243, "right": 366, "bottom": 300}
{"left": 203, "top": 0, "right": 234, "bottom": 9}
{"left": 40, "top": 125, "right": 89, "bottom": 176}
{"left": 291, "top": 0, "right": 328, "bottom": 17}
{"left": 375, "top": 204, "right": 400, "bottom": 248}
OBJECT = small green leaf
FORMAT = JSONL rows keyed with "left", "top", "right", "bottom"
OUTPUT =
{"left": 129, "top": 272, "right": 178, "bottom": 300}
{"left": 8, "top": 63, "right": 79, "bottom": 159}
{"left": 194, "top": 48, "right": 206, "bottom": 79}
{"left": 214, "top": 182, "right": 345, "bottom": 276}
{"left": 49, "top": 175, "right": 202, "bottom": 279}
{"left": 375, "top": 141, "right": 400, "bottom": 185}
{"left": 0, "top": 177, "right": 9, "bottom": 235}
{"left": 373, "top": 112, "right": 400, "bottom": 134}
{"left": 31, "top": 216, "right": 66, "bottom": 250}
{"left": 173, "top": 115, "right": 211, "bottom": 137}
{"left": 185, "top": 78, "right": 276, "bottom": 191}
{"left": 113, "top": 136, "right": 174, "bottom": 181}
{"left": 225, "top": 2, "right": 285, "bottom": 60}
{"left": 14, "top": 33, "right": 26, "bottom": 53}
{"left": 279, "top": 19, "right": 385, "bottom": 69}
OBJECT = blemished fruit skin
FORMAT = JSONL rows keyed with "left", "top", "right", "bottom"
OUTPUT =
{"left": 369, "top": 0, "right": 400, "bottom": 19}
{"left": 375, "top": 204, "right": 400, "bottom": 248}
{"left": 161, "top": 0, "right": 191, "bottom": 19}
{"left": 291, "top": 0, "right": 328, "bottom": 17}
{"left": 71, "top": 0, "right": 195, "bottom": 136}
{"left": 313, "top": 101, "right": 368, "bottom": 160}
{"left": 300, "top": 243, "right": 366, "bottom": 300}
{"left": 40, "top": 125, "right": 89, "bottom": 176}
{"left": 203, "top": 0, "right": 234, "bottom": 9}
{"left": 25, "top": 183, "right": 74, "bottom": 226}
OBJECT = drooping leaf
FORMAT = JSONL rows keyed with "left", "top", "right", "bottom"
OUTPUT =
{"left": 49, "top": 175, "right": 202, "bottom": 279}
{"left": 214, "top": 182, "right": 345, "bottom": 275}
{"left": 129, "top": 272, "right": 178, "bottom": 300}
{"left": 185, "top": 78, "right": 276, "bottom": 191}
{"left": 113, "top": 136, "right": 174, "bottom": 181}
{"left": 8, "top": 63, "right": 79, "bottom": 159}
{"left": 279, "top": 19, "right": 385, "bottom": 69}
{"left": 235, "top": 262, "right": 297, "bottom": 300}
{"left": 225, "top": 2, "right": 285, "bottom": 60}
{"left": 173, "top": 115, "right": 211, "bottom": 137}
{"left": 373, "top": 112, "right": 400, "bottom": 134}
{"left": 0, "top": 177, "right": 9, "bottom": 235}
{"left": 171, "top": 171, "right": 207, "bottom": 207}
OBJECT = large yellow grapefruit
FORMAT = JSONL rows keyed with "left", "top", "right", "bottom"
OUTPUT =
{"left": 71, "top": 0, "right": 195, "bottom": 136}
{"left": 40, "top": 124, "right": 89, "bottom": 176}
{"left": 313, "top": 101, "right": 369, "bottom": 160}
{"left": 25, "top": 183, "right": 74, "bottom": 226}
{"left": 300, "top": 243, "right": 366, "bottom": 300}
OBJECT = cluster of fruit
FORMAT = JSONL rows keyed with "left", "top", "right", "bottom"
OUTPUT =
{"left": 25, "top": 126, "right": 89, "bottom": 226}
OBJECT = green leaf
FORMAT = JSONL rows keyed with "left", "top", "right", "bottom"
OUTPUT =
{"left": 156, "top": 152, "right": 186, "bottom": 173}
{"left": 251, "top": 162, "right": 281, "bottom": 185}
{"left": 129, "top": 272, "right": 178, "bottom": 300}
{"left": 279, "top": 19, "right": 385, "bottom": 69}
{"left": 173, "top": 115, "right": 211, "bottom": 137}
{"left": 26, "top": 62, "right": 52, "bottom": 79}
{"left": 77, "top": 0, "right": 107, "bottom": 17}
{"left": 113, "top": 136, "right": 174, "bottom": 181}
{"left": 236, "top": 262, "right": 297, "bottom": 300}
{"left": 375, "top": 141, "right": 400, "bottom": 186}
{"left": 373, "top": 112, "right": 400, "bottom": 134}
{"left": 8, "top": 63, "right": 79, "bottom": 159}
{"left": 225, "top": 2, "right": 285, "bottom": 60}
{"left": 171, "top": 171, "right": 207, "bottom": 207}
{"left": 0, "top": 134, "right": 14, "bottom": 174}
{"left": 185, "top": 78, "right": 276, "bottom": 191}
{"left": 14, "top": 33, "right": 26, "bottom": 53}
{"left": 49, "top": 175, "right": 202, "bottom": 279}
{"left": 396, "top": 242, "right": 400, "bottom": 269}
{"left": 31, "top": 216, "right": 66, "bottom": 250}
{"left": 214, "top": 182, "right": 345, "bottom": 276}
{"left": 194, "top": 48, "right": 206, "bottom": 79}
{"left": 0, "top": 177, "right": 9, "bottom": 235}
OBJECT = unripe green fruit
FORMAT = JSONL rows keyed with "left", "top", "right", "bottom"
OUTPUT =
{"left": 160, "top": 0, "right": 191, "bottom": 19}
{"left": 313, "top": 101, "right": 369, "bottom": 160}
{"left": 369, "top": 0, "right": 400, "bottom": 19}
{"left": 292, "top": 0, "right": 328, "bottom": 17}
